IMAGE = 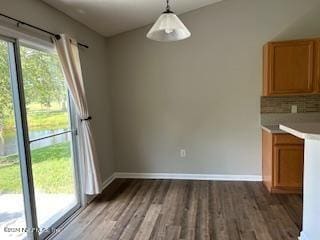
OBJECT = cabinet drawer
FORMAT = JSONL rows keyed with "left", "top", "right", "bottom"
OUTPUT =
{"left": 273, "top": 134, "right": 304, "bottom": 145}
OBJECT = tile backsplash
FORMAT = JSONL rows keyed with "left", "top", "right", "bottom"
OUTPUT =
{"left": 261, "top": 94, "right": 320, "bottom": 114}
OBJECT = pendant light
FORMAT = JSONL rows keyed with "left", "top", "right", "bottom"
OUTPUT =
{"left": 147, "top": 0, "right": 191, "bottom": 42}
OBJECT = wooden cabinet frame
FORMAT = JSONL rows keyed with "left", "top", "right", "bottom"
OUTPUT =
{"left": 262, "top": 130, "right": 304, "bottom": 194}
{"left": 263, "top": 38, "right": 320, "bottom": 96}
{"left": 273, "top": 145, "right": 304, "bottom": 191}
{"left": 315, "top": 40, "right": 320, "bottom": 92}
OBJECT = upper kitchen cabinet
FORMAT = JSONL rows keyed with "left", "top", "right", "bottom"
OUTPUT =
{"left": 263, "top": 39, "right": 319, "bottom": 96}
{"left": 315, "top": 39, "right": 320, "bottom": 92}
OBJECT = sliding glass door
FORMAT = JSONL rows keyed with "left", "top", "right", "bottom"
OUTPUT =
{"left": 0, "top": 36, "right": 80, "bottom": 240}
{"left": 19, "top": 44, "right": 80, "bottom": 236}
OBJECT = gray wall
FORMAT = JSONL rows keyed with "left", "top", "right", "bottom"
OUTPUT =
{"left": 1, "top": 0, "right": 114, "bottom": 182}
{"left": 107, "top": 0, "right": 320, "bottom": 175}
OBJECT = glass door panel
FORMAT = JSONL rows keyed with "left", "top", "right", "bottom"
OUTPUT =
{"left": 20, "top": 45, "right": 70, "bottom": 135}
{"left": 30, "top": 133, "right": 77, "bottom": 229}
{"left": 0, "top": 39, "right": 27, "bottom": 239}
{"left": 19, "top": 45, "right": 80, "bottom": 236}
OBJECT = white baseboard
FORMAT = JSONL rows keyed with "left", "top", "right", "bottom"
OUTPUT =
{"left": 102, "top": 173, "right": 117, "bottom": 189}
{"left": 113, "top": 172, "right": 262, "bottom": 182}
{"left": 100, "top": 172, "right": 262, "bottom": 192}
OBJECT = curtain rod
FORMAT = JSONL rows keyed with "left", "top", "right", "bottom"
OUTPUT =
{"left": 0, "top": 12, "right": 89, "bottom": 48}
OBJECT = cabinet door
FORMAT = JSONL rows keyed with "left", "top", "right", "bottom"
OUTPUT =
{"left": 274, "top": 145, "right": 304, "bottom": 189}
{"left": 265, "top": 40, "right": 315, "bottom": 95}
{"left": 315, "top": 40, "right": 320, "bottom": 92}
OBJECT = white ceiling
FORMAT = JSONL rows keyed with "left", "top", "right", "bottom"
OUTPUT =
{"left": 42, "top": 0, "right": 223, "bottom": 37}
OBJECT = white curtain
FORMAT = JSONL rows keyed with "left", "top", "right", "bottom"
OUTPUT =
{"left": 53, "top": 34, "right": 102, "bottom": 195}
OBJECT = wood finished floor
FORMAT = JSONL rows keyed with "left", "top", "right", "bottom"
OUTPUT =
{"left": 55, "top": 179, "right": 302, "bottom": 240}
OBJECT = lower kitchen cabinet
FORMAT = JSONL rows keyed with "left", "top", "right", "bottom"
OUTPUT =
{"left": 262, "top": 130, "right": 304, "bottom": 194}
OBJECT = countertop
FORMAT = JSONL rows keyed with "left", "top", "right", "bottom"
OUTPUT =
{"left": 261, "top": 125, "right": 286, "bottom": 134}
{"left": 279, "top": 122, "right": 320, "bottom": 140}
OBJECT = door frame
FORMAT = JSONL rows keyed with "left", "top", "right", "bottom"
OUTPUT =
{"left": 0, "top": 34, "right": 82, "bottom": 240}
{"left": 3, "top": 34, "right": 39, "bottom": 240}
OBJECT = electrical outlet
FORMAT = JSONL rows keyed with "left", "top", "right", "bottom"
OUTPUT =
{"left": 180, "top": 149, "right": 186, "bottom": 158}
{"left": 291, "top": 105, "right": 298, "bottom": 114}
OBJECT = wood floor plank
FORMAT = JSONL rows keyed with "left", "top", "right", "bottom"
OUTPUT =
{"left": 151, "top": 180, "right": 171, "bottom": 205}
{"left": 163, "top": 225, "right": 181, "bottom": 240}
{"left": 209, "top": 182, "right": 228, "bottom": 240}
{"left": 151, "top": 181, "right": 182, "bottom": 239}
{"left": 78, "top": 180, "right": 142, "bottom": 240}
{"left": 247, "top": 182, "right": 285, "bottom": 240}
{"left": 119, "top": 180, "right": 159, "bottom": 240}
{"left": 233, "top": 182, "right": 258, "bottom": 240}
{"left": 195, "top": 181, "right": 210, "bottom": 240}
{"left": 55, "top": 180, "right": 138, "bottom": 240}
{"left": 221, "top": 182, "right": 241, "bottom": 240}
{"left": 242, "top": 183, "right": 273, "bottom": 240}
{"left": 134, "top": 204, "right": 162, "bottom": 240}
{"left": 54, "top": 180, "right": 302, "bottom": 240}
{"left": 107, "top": 180, "right": 151, "bottom": 240}
{"left": 180, "top": 181, "right": 198, "bottom": 240}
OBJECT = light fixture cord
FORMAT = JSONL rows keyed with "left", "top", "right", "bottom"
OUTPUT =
{"left": 166, "top": 0, "right": 170, "bottom": 12}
